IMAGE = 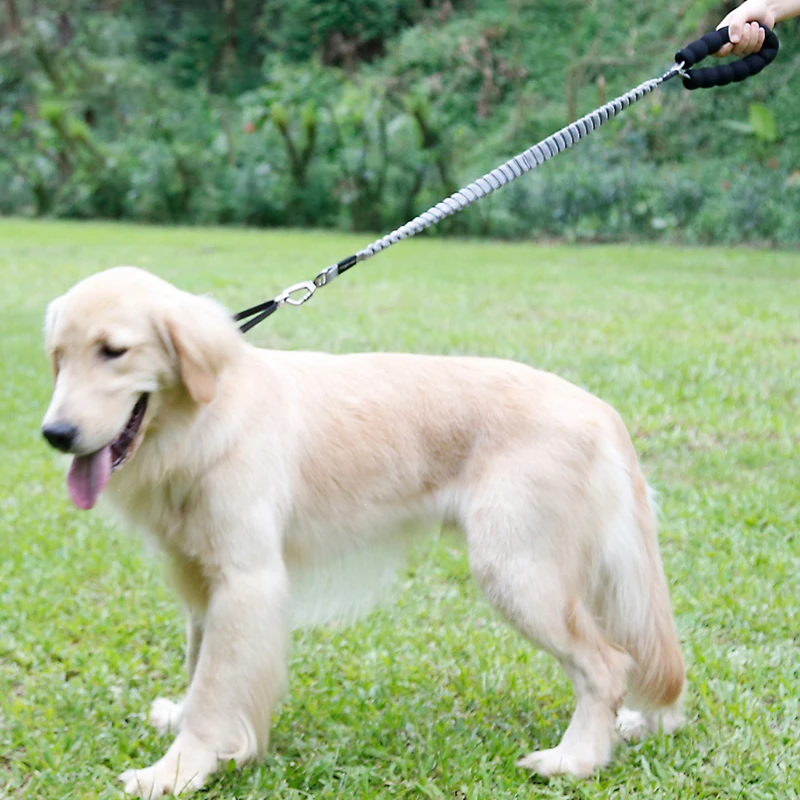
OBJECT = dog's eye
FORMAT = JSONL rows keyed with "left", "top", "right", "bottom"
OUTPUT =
{"left": 100, "top": 343, "right": 128, "bottom": 360}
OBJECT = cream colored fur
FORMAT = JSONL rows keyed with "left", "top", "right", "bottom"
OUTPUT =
{"left": 42, "top": 267, "right": 685, "bottom": 797}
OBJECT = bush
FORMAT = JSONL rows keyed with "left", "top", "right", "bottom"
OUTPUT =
{"left": 1, "top": 3, "right": 798, "bottom": 246}
{"left": 454, "top": 143, "right": 800, "bottom": 246}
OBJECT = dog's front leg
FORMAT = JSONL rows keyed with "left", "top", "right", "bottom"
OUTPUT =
{"left": 149, "top": 614, "right": 204, "bottom": 735}
{"left": 121, "top": 564, "right": 289, "bottom": 797}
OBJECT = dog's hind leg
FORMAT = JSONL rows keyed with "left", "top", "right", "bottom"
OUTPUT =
{"left": 610, "top": 476, "right": 685, "bottom": 743}
{"left": 464, "top": 466, "right": 632, "bottom": 778}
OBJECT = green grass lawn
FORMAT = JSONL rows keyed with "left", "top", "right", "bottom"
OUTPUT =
{"left": 1, "top": 219, "right": 798, "bottom": 799}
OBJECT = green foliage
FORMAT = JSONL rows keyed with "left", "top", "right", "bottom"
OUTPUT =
{"left": 456, "top": 141, "right": 800, "bottom": 246}
{"left": 1, "top": 1, "right": 799, "bottom": 243}
{"left": 260, "top": 0, "right": 420, "bottom": 64}
{"left": 748, "top": 102, "right": 778, "bottom": 143}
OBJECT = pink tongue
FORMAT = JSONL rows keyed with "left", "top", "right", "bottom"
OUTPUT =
{"left": 67, "top": 446, "right": 112, "bottom": 510}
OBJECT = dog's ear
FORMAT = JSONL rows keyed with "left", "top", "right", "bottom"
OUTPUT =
{"left": 163, "top": 317, "right": 217, "bottom": 404}
{"left": 158, "top": 295, "right": 241, "bottom": 405}
{"left": 44, "top": 297, "right": 62, "bottom": 378}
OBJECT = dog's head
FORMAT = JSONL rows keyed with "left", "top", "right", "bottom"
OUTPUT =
{"left": 41, "top": 267, "right": 242, "bottom": 509}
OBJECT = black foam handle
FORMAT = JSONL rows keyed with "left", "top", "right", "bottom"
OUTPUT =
{"left": 675, "top": 24, "right": 779, "bottom": 90}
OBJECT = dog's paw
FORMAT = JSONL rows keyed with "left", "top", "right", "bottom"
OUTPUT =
{"left": 615, "top": 704, "right": 685, "bottom": 742}
{"left": 149, "top": 697, "right": 184, "bottom": 735}
{"left": 615, "top": 706, "right": 649, "bottom": 741}
{"left": 120, "top": 764, "right": 206, "bottom": 798}
{"left": 119, "top": 732, "right": 217, "bottom": 797}
{"left": 516, "top": 746, "right": 597, "bottom": 778}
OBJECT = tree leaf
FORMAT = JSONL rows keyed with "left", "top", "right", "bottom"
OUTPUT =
{"left": 748, "top": 103, "right": 777, "bottom": 143}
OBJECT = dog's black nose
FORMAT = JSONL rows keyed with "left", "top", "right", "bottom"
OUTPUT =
{"left": 42, "top": 422, "right": 78, "bottom": 452}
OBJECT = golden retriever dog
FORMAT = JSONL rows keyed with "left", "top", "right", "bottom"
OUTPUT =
{"left": 41, "top": 267, "right": 685, "bottom": 797}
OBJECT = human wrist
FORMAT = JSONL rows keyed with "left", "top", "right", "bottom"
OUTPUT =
{"left": 768, "top": 0, "right": 798, "bottom": 24}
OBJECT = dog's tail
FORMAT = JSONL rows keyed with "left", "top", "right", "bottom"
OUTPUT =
{"left": 592, "top": 445, "right": 685, "bottom": 711}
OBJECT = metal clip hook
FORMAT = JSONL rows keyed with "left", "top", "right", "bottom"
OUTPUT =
{"left": 313, "top": 264, "right": 338, "bottom": 288}
{"left": 276, "top": 280, "right": 317, "bottom": 307}
{"left": 660, "top": 61, "right": 690, "bottom": 83}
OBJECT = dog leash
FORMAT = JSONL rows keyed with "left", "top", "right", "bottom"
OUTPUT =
{"left": 234, "top": 25, "right": 779, "bottom": 334}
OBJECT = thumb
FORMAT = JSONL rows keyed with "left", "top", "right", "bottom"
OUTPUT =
{"left": 719, "top": 7, "right": 750, "bottom": 42}
{"left": 728, "top": 17, "right": 745, "bottom": 42}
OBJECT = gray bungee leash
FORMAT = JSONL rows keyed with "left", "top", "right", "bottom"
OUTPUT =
{"left": 235, "top": 24, "right": 779, "bottom": 333}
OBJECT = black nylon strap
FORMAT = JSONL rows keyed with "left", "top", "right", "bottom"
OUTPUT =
{"left": 336, "top": 253, "right": 358, "bottom": 275}
{"left": 676, "top": 24, "right": 779, "bottom": 90}
{"left": 234, "top": 298, "right": 280, "bottom": 332}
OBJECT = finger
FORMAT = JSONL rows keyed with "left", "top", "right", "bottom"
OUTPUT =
{"left": 731, "top": 22, "right": 748, "bottom": 55}
{"left": 756, "top": 25, "right": 766, "bottom": 52}
{"left": 744, "top": 21, "right": 764, "bottom": 55}
{"left": 732, "top": 21, "right": 757, "bottom": 56}
{"left": 715, "top": 9, "right": 745, "bottom": 57}
{"left": 744, "top": 21, "right": 762, "bottom": 55}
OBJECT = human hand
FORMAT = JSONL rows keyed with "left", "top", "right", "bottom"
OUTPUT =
{"left": 713, "top": 0, "right": 776, "bottom": 56}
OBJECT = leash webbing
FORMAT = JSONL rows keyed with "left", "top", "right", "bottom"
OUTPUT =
{"left": 235, "top": 24, "right": 779, "bottom": 333}
{"left": 235, "top": 67, "right": 677, "bottom": 333}
{"left": 351, "top": 68, "right": 678, "bottom": 265}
